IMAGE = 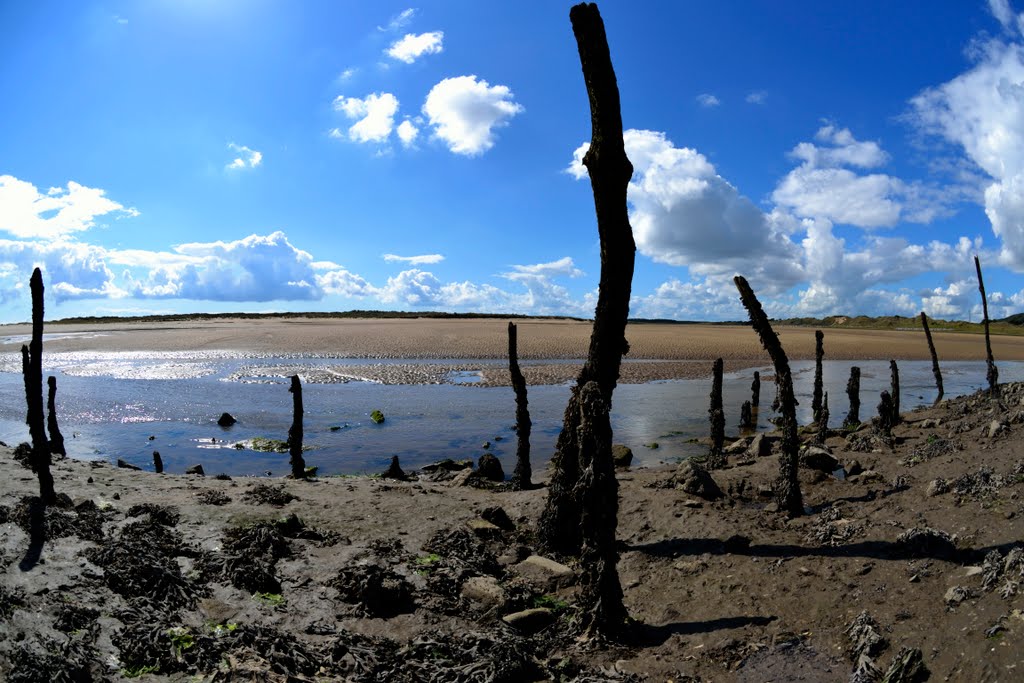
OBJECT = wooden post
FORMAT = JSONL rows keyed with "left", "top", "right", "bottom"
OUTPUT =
{"left": 920, "top": 312, "right": 944, "bottom": 403}
{"left": 975, "top": 255, "right": 999, "bottom": 398}
{"left": 843, "top": 366, "right": 861, "bottom": 429}
{"left": 812, "top": 330, "right": 824, "bottom": 424}
{"left": 876, "top": 391, "right": 896, "bottom": 437}
{"left": 153, "top": 451, "right": 163, "bottom": 474}
{"left": 816, "top": 392, "right": 829, "bottom": 445}
{"left": 508, "top": 322, "right": 533, "bottom": 490}
{"left": 46, "top": 376, "right": 66, "bottom": 457}
{"left": 889, "top": 360, "right": 901, "bottom": 425}
{"left": 288, "top": 375, "right": 306, "bottom": 479}
{"left": 733, "top": 276, "right": 803, "bottom": 517}
{"left": 22, "top": 268, "right": 55, "bottom": 505}
{"left": 538, "top": 1, "right": 636, "bottom": 558}
{"left": 707, "top": 358, "right": 725, "bottom": 468}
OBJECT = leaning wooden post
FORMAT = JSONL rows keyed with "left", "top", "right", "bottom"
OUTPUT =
{"left": 46, "top": 376, "right": 66, "bottom": 457}
{"left": 920, "top": 312, "right": 944, "bottom": 403}
{"left": 975, "top": 255, "right": 999, "bottom": 398}
{"left": 538, "top": 1, "right": 636, "bottom": 558}
{"left": 22, "top": 268, "right": 56, "bottom": 505}
{"left": 288, "top": 375, "right": 306, "bottom": 479}
{"left": 889, "top": 360, "right": 901, "bottom": 425}
{"left": 508, "top": 322, "right": 533, "bottom": 490}
{"left": 843, "top": 366, "right": 861, "bottom": 429}
{"left": 707, "top": 358, "right": 725, "bottom": 468}
{"left": 733, "top": 276, "right": 803, "bottom": 516}
{"left": 811, "top": 330, "right": 824, "bottom": 424}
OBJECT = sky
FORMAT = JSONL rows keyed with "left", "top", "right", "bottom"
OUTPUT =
{"left": 2, "top": 1, "right": 1024, "bottom": 324}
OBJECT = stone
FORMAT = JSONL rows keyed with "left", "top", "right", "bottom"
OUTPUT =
{"left": 466, "top": 518, "right": 501, "bottom": 538}
{"left": 382, "top": 455, "right": 407, "bottom": 481}
{"left": 725, "top": 438, "right": 749, "bottom": 455}
{"left": 920, "top": 418, "right": 941, "bottom": 429}
{"left": 501, "top": 608, "right": 554, "bottom": 634}
{"left": 481, "top": 506, "right": 514, "bottom": 531}
{"left": 461, "top": 576, "right": 505, "bottom": 609}
{"left": 422, "top": 458, "right": 472, "bottom": 472}
{"left": 963, "top": 566, "right": 984, "bottom": 578}
{"left": 989, "top": 420, "right": 1008, "bottom": 438}
{"left": 673, "top": 559, "right": 708, "bottom": 575}
{"left": 846, "top": 459, "right": 864, "bottom": 476}
{"left": 185, "top": 464, "right": 205, "bottom": 476}
{"left": 611, "top": 444, "right": 633, "bottom": 468}
{"left": 448, "top": 469, "right": 477, "bottom": 487}
{"left": 672, "top": 459, "right": 724, "bottom": 500}
{"left": 748, "top": 433, "right": 771, "bottom": 458}
{"left": 217, "top": 413, "right": 237, "bottom": 427}
{"left": 801, "top": 446, "right": 840, "bottom": 472}
{"left": 477, "top": 453, "right": 504, "bottom": 481}
{"left": 513, "top": 555, "right": 576, "bottom": 591}
{"left": 926, "top": 479, "right": 949, "bottom": 497}
{"left": 116, "top": 458, "right": 141, "bottom": 471}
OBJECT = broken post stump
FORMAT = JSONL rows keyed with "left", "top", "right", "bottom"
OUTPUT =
{"left": 844, "top": 366, "right": 861, "bottom": 429}
{"left": 288, "top": 375, "right": 306, "bottom": 479}
{"left": 508, "top": 322, "right": 532, "bottom": 490}
{"left": 46, "top": 376, "right": 66, "bottom": 457}
{"left": 22, "top": 268, "right": 56, "bottom": 505}
{"left": 812, "top": 330, "right": 824, "bottom": 424}
{"left": 920, "top": 312, "right": 944, "bottom": 403}
{"left": 975, "top": 255, "right": 999, "bottom": 398}
{"left": 739, "top": 400, "right": 754, "bottom": 431}
{"left": 889, "top": 359, "right": 901, "bottom": 425}
{"left": 153, "top": 451, "right": 163, "bottom": 474}
{"left": 707, "top": 358, "right": 725, "bottom": 469}
{"left": 816, "top": 392, "right": 830, "bottom": 445}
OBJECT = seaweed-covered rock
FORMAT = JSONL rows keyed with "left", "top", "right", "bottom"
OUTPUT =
{"left": 185, "top": 464, "right": 205, "bottom": 476}
{"left": 217, "top": 412, "right": 237, "bottom": 427}
{"left": 895, "top": 526, "right": 957, "bottom": 559}
{"left": 801, "top": 446, "right": 840, "bottom": 473}
{"left": 612, "top": 444, "right": 633, "bottom": 468}
{"left": 477, "top": 453, "right": 505, "bottom": 481}
{"left": 881, "top": 646, "right": 928, "bottom": 683}
{"left": 382, "top": 455, "right": 408, "bottom": 481}
{"left": 242, "top": 483, "right": 296, "bottom": 507}
{"left": 331, "top": 563, "right": 414, "bottom": 617}
{"left": 671, "top": 459, "right": 724, "bottom": 500}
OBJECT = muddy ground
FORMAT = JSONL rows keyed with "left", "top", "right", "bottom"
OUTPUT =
{"left": 3, "top": 382, "right": 1024, "bottom": 681}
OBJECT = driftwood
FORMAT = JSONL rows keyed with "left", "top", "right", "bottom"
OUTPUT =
{"left": 22, "top": 268, "right": 56, "bottom": 505}
{"left": 288, "top": 375, "right": 306, "bottom": 479}
{"left": 975, "top": 255, "right": 999, "bottom": 398}
{"left": 812, "top": 330, "right": 824, "bottom": 424}
{"left": 538, "top": 0, "right": 636, "bottom": 566}
{"left": 844, "top": 366, "right": 861, "bottom": 429}
{"left": 46, "top": 376, "right": 66, "bottom": 457}
{"left": 508, "top": 322, "right": 532, "bottom": 490}
{"left": 920, "top": 312, "right": 944, "bottom": 402}
{"left": 707, "top": 358, "right": 725, "bottom": 468}
{"left": 733, "top": 276, "right": 803, "bottom": 516}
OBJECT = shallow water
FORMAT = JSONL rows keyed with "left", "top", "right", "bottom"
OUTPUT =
{"left": 0, "top": 351, "right": 1019, "bottom": 477}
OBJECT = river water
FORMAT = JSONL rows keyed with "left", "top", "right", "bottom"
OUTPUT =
{"left": 0, "top": 347, "right": 1019, "bottom": 476}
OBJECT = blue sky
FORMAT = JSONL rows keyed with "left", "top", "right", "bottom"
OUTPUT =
{"left": 2, "top": 1, "right": 1024, "bottom": 323}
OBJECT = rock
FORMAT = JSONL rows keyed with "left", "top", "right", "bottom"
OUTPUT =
{"left": 382, "top": 455, "right": 407, "bottom": 481}
{"left": 185, "top": 464, "right": 205, "bottom": 476}
{"left": 466, "top": 518, "right": 501, "bottom": 538}
{"left": 673, "top": 559, "right": 708, "bottom": 575}
{"left": 859, "top": 469, "right": 885, "bottom": 483}
{"left": 989, "top": 420, "right": 1008, "bottom": 438}
{"left": 501, "top": 607, "right": 554, "bottom": 634}
{"left": 461, "top": 576, "right": 505, "bottom": 609}
{"left": 747, "top": 433, "right": 771, "bottom": 458}
{"left": 680, "top": 498, "right": 704, "bottom": 508}
{"left": 756, "top": 484, "right": 774, "bottom": 499}
{"left": 611, "top": 444, "right": 633, "bottom": 468}
{"left": 881, "top": 646, "right": 929, "bottom": 683}
{"left": 896, "top": 526, "right": 957, "bottom": 559}
{"left": 116, "top": 458, "right": 141, "bottom": 471}
{"left": 513, "top": 555, "right": 576, "bottom": 591}
{"left": 672, "top": 459, "right": 724, "bottom": 500}
{"left": 926, "top": 478, "right": 949, "bottom": 497}
{"left": 725, "top": 438, "right": 749, "bottom": 455}
{"left": 801, "top": 446, "right": 840, "bottom": 472}
{"left": 963, "top": 565, "right": 984, "bottom": 578}
{"left": 920, "top": 418, "right": 941, "bottom": 429}
{"left": 481, "top": 506, "right": 514, "bottom": 531}
{"left": 370, "top": 409, "right": 385, "bottom": 424}
{"left": 846, "top": 459, "right": 864, "bottom": 476}
{"left": 477, "top": 453, "right": 504, "bottom": 481}
{"left": 422, "top": 458, "right": 473, "bottom": 472}
{"left": 217, "top": 413, "right": 237, "bottom": 427}
{"left": 944, "top": 585, "right": 974, "bottom": 606}
{"left": 448, "top": 469, "right": 478, "bottom": 487}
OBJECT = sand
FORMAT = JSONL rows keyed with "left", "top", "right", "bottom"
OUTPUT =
{"left": 3, "top": 383, "right": 1024, "bottom": 680}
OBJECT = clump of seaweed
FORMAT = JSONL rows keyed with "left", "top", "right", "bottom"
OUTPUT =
{"left": 126, "top": 503, "right": 181, "bottom": 526}
{"left": 330, "top": 563, "right": 415, "bottom": 617}
{"left": 195, "top": 489, "right": 232, "bottom": 505}
{"left": 242, "top": 483, "right": 297, "bottom": 507}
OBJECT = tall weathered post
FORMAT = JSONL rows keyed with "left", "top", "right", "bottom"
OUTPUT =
{"left": 811, "top": 330, "right": 824, "bottom": 424}
{"left": 46, "top": 376, "right": 66, "bottom": 457}
{"left": 751, "top": 371, "right": 761, "bottom": 408}
{"left": 538, "top": 0, "right": 636, "bottom": 571}
{"left": 816, "top": 393, "right": 830, "bottom": 445}
{"left": 288, "top": 375, "right": 306, "bottom": 479}
{"left": 22, "top": 268, "right": 56, "bottom": 505}
{"left": 876, "top": 391, "right": 896, "bottom": 437}
{"left": 844, "top": 366, "right": 861, "bottom": 429}
{"left": 733, "top": 276, "right": 803, "bottom": 516}
{"left": 508, "top": 322, "right": 532, "bottom": 490}
{"left": 889, "top": 360, "right": 901, "bottom": 425}
{"left": 920, "top": 312, "right": 944, "bottom": 403}
{"left": 975, "top": 255, "right": 999, "bottom": 398}
{"left": 707, "top": 358, "right": 725, "bottom": 469}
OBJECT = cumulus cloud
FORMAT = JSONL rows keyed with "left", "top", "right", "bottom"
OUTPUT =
{"left": 397, "top": 120, "right": 419, "bottom": 146}
{"left": 0, "top": 175, "right": 138, "bottom": 240}
{"left": 910, "top": 12, "right": 1024, "bottom": 268}
{"left": 333, "top": 92, "right": 399, "bottom": 143}
{"left": 505, "top": 256, "right": 583, "bottom": 279}
{"left": 378, "top": 8, "right": 415, "bottom": 32}
{"left": 386, "top": 31, "right": 444, "bottom": 63}
{"left": 745, "top": 91, "right": 767, "bottom": 105}
{"left": 225, "top": 143, "right": 262, "bottom": 170}
{"left": 383, "top": 253, "right": 444, "bottom": 265}
{"left": 423, "top": 76, "right": 524, "bottom": 155}
{"left": 0, "top": 238, "right": 123, "bottom": 302}
{"left": 696, "top": 93, "right": 720, "bottom": 107}
{"left": 316, "top": 269, "right": 376, "bottom": 298}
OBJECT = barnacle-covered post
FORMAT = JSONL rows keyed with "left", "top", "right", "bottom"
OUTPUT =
{"left": 889, "top": 360, "right": 901, "bottom": 425}
{"left": 920, "top": 312, "right": 944, "bottom": 403}
{"left": 733, "top": 275, "right": 803, "bottom": 516}
{"left": 538, "top": 1, "right": 636, "bottom": 565}
{"left": 46, "top": 376, "right": 66, "bottom": 457}
{"left": 843, "top": 366, "right": 861, "bottom": 429}
{"left": 816, "top": 393, "right": 829, "bottom": 445}
{"left": 288, "top": 375, "right": 307, "bottom": 479}
{"left": 508, "top": 322, "right": 533, "bottom": 490}
{"left": 811, "top": 330, "right": 824, "bottom": 424}
{"left": 22, "top": 268, "right": 56, "bottom": 505}
{"left": 707, "top": 358, "right": 725, "bottom": 468}
{"left": 876, "top": 390, "right": 896, "bottom": 437}
{"left": 975, "top": 255, "right": 999, "bottom": 398}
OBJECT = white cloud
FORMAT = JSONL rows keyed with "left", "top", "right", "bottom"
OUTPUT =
{"left": 383, "top": 253, "right": 444, "bottom": 265}
{"left": 0, "top": 175, "right": 138, "bottom": 240}
{"left": 378, "top": 8, "right": 415, "bottom": 32}
{"left": 505, "top": 256, "right": 583, "bottom": 279}
{"left": 386, "top": 31, "right": 444, "bottom": 63}
{"left": 0, "top": 238, "right": 124, "bottom": 302}
{"left": 333, "top": 92, "right": 399, "bottom": 144}
{"left": 745, "top": 91, "right": 767, "bottom": 105}
{"left": 338, "top": 68, "right": 357, "bottom": 81}
{"left": 910, "top": 26, "right": 1024, "bottom": 268}
{"left": 423, "top": 76, "right": 524, "bottom": 155}
{"left": 989, "top": 0, "right": 1021, "bottom": 32}
{"left": 316, "top": 269, "right": 376, "bottom": 298}
{"left": 696, "top": 93, "right": 720, "bottom": 107}
{"left": 226, "top": 143, "right": 262, "bottom": 170}
{"left": 397, "top": 120, "right": 419, "bottom": 146}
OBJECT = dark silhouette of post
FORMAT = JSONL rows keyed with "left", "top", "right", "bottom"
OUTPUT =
{"left": 46, "top": 376, "right": 66, "bottom": 457}
{"left": 733, "top": 275, "right": 803, "bottom": 517}
{"left": 288, "top": 375, "right": 306, "bottom": 479}
{"left": 844, "top": 366, "right": 861, "bottom": 429}
{"left": 816, "top": 393, "right": 829, "bottom": 445}
{"left": 889, "top": 360, "right": 901, "bottom": 425}
{"left": 153, "top": 451, "right": 163, "bottom": 474}
{"left": 538, "top": 0, "right": 636, "bottom": 572}
{"left": 508, "top": 322, "right": 532, "bottom": 490}
{"left": 812, "top": 330, "right": 824, "bottom": 424}
{"left": 707, "top": 358, "right": 725, "bottom": 468}
{"left": 751, "top": 371, "right": 761, "bottom": 408}
{"left": 876, "top": 391, "right": 896, "bottom": 437}
{"left": 920, "top": 312, "right": 943, "bottom": 402}
{"left": 739, "top": 400, "right": 754, "bottom": 431}
{"left": 975, "top": 255, "right": 999, "bottom": 398}
{"left": 22, "top": 268, "right": 55, "bottom": 505}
